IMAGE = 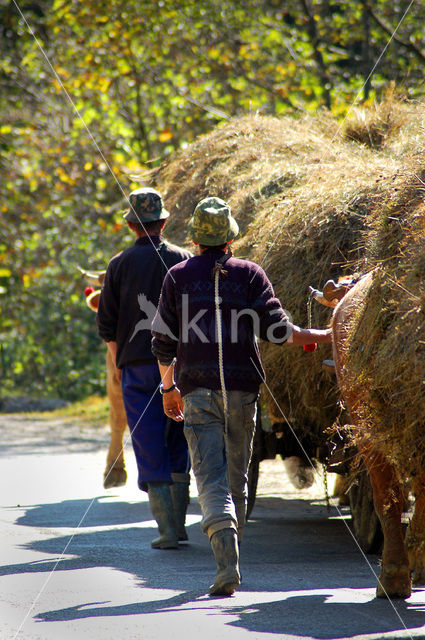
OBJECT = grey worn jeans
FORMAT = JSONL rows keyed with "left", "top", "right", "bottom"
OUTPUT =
{"left": 183, "top": 387, "right": 258, "bottom": 540}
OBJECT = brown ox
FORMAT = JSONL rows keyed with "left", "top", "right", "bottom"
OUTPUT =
{"left": 331, "top": 271, "right": 424, "bottom": 599}
{"left": 80, "top": 267, "right": 128, "bottom": 489}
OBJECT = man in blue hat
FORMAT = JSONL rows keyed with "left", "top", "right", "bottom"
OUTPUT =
{"left": 97, "top": 187, "right": 192, "bottom": 549}
{"left": 152, "top": 196, "right": 332, "bottom": 595}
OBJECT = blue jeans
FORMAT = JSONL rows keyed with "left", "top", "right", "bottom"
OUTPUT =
{"left": 122, "top": 363, "right": 190, "bottom": 491}
{"left": 183, "top": 387, "right": 257, "bottom": 540}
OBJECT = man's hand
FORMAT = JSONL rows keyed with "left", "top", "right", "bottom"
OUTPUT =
{"left": 317, "top": 328, "right": 333, "bottom": 343}
{"left": 288, "top": 326, "right": 333, "bottom": 345}
{"left": 162, "top": 388, "right": 184, "bottom": 422}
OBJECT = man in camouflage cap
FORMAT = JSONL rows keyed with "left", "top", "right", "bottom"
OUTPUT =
{"left": 98, "top": 186, "right": 192, "bottom": 550}
{"left": 123, "top": 187, "right": 170, "bottom": 223}
{"left": 152, "top": 196, "right": 332, "bottom": 596}
{"left": 187, "top": 196, "right": 239, "bottom": 245}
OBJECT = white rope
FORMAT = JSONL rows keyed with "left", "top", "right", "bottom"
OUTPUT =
{"left": 214, "top": 268, "right": 228, "bottom": 431}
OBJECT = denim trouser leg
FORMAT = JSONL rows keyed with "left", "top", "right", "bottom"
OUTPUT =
{"left": 122, "top": 363, "right": 190, "bottom": 491}
{"left": 225, "top": 391, "right": 257, "bottom": 536}
{"left": 183, "top": 387, "right": 257, "bottom": 539}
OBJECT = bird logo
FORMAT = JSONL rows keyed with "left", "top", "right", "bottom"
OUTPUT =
{"left": 129, "top": 293, "right": 176, "bottom": 342}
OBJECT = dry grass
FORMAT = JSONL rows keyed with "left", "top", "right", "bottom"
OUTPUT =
{"left": 343, "top": 90, "right": 413, "bottom": 150}
{"left": 28, "top": 395, "right": 110, "bottom": 427}
{"left": 147, "top": 98, "right": 425, "bottom": 462}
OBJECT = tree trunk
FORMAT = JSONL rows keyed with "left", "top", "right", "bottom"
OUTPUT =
{"left": 361, "top": 1, "right": 372, "bottom": 101}
{"left": 298, "top": 0, "right": 332, "bottom": 109}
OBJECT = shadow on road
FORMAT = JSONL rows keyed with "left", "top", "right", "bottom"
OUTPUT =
{"left": 15, "top": 497, "right": 144, "bottom": 528}
{"left": 4, "top": 494, "right": 425, "bottom": 638}
{"left": 33, "top": 591, "right": 425, "bottom": 639}
{"left": 224, "top": 594, "right": 425, "bottom": 638}
{"left": 2, "top": 497, "right": 213, "bottom": 589}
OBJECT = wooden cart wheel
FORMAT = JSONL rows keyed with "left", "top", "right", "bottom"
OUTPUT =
{"left": 349, "top": 467, "right": 383, "bottom": 553}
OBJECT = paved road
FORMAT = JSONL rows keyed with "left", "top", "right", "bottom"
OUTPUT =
{"left": 1, "top": 414, "right": 425, "bottom": 640}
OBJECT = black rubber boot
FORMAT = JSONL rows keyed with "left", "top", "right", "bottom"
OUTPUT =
{"left": 170, "top": 482, "right": 190, "bottom": 541}
{"left": 209, "top": 528, "right": 240, "bottom": 596}
{"left": 147, "top": 483, "right": 179, "bottom": 550}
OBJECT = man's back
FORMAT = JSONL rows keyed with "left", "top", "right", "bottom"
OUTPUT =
{"left": 153, "top": 249, "right": 290, "bottom": 396}
{"left": 98, "top": 236, "right": 191, "bottom": 368}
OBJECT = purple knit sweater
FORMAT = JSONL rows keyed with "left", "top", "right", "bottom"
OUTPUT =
{"left": 151, "top": 250, "right": 292, "bottom": 396}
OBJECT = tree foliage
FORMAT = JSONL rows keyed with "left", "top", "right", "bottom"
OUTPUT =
{"left": 0, "top": 0, "right": 423, "bottom": 400}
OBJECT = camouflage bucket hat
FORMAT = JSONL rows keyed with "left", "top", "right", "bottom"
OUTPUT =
{"left": 123, "top": 187, "right": 170, "bottom": 223}
{"left": 188, "top": 197, "right": 239, "bottom": 245}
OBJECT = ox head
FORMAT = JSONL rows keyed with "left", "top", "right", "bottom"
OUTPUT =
{"left": 307, "top": 276, "right": 358, "bottom": 376}
{"left": 309, "top": 276, "right": 357, "bottom": 309}
{"left": 78, "top": 266, "right": 106, "bottom": 312}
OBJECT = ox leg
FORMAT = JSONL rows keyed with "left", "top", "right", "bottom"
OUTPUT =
{"left": 406, "top": 473, "right": 425, "bottom": 586}
{"left": 360, "top": 442, "right": 411, "bottom": 598}
{"left": 333, "top": 474, "right": 350, "bottom": 507}
{"left": 283, "top": 456, "right": 315, "bottom": 490}
{"left": 104, "top": 351, "right": 127, "bottom": 489}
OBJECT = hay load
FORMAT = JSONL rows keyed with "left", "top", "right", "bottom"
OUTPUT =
{"left": 337, "top": 161, "right": 425, "bottom": 474}
{"left": 330, "top": 145, "right": 425, "bottom": 597}
{"left": 151, "top": 99, "right": 424, "bottom": 461}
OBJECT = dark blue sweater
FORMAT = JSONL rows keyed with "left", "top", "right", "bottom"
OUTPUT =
{"left": 151, "top": 250, "right": 292, "bottom": 396}
{"left": 97, "top": 235, "right": 191, "bottom": 368}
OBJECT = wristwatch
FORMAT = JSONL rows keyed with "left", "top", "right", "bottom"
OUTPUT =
{"left": 159, "top": 382, "right": 176, "bottom": 395}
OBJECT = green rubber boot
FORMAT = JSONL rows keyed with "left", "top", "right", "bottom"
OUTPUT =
{"left": 147, "top": 483, "right": 179, "bottom": 550}
{"left": 209, "top": 528, "right": 240, "bottom": 596}
{"left": 170, "top": 482, "right": 190, "bottom": 542}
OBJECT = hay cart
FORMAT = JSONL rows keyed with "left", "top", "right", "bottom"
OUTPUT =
{"left": 246, "top": 414, "right": 383, "bottom": 554}
{"left": 246, "top": 279, "right": 383, "bottom": 554}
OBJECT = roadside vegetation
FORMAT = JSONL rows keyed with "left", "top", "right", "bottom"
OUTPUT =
{"left": 26, "top": 395, "right": 110, "bottom": 427}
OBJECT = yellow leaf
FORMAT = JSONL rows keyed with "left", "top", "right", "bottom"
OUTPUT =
{"left": 56, "top": 66, "right": 70, "bottom": 78}
{"left": 97, "top": 76, "right": 110, "bottom": 92}
{"left": 275, "top": 85, "right": 288, "bottom": 98}
{"left": 208, "top": 47, "right": 220, "bottom": 60}
{"left": 159, "top": 128, "right": 173, "bottom": 142}
{"left": 84, "top": 162, "right": 93, "bottom": 171}
{"left": 125, "top": 159, "right": 144, "bottom": 172}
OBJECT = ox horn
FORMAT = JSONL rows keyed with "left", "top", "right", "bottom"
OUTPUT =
{"left": 308, "top": 286, "right": 338, "bottom": 309}
{"left": 77, "top": 266, "right": 107, "bottom": 286}
{"left": 309, "top": 279, "right": 351, "bottom": 309}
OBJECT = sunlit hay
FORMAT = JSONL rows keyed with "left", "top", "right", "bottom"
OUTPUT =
{"left": 343, "top": 91, "right": 418, "bottom": 151}
{"left": 153, "top": 111, "right": 398, "bottom": 251}
{"left": 337, "top": 165, "right": 425, "bottom": 476}
{"left": 149, "top": 99, "right": 424, "bottom": 457}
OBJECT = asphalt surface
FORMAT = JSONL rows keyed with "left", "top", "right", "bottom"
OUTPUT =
{"left": 1, "top": 414, "right": 425, "bottom": 640}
